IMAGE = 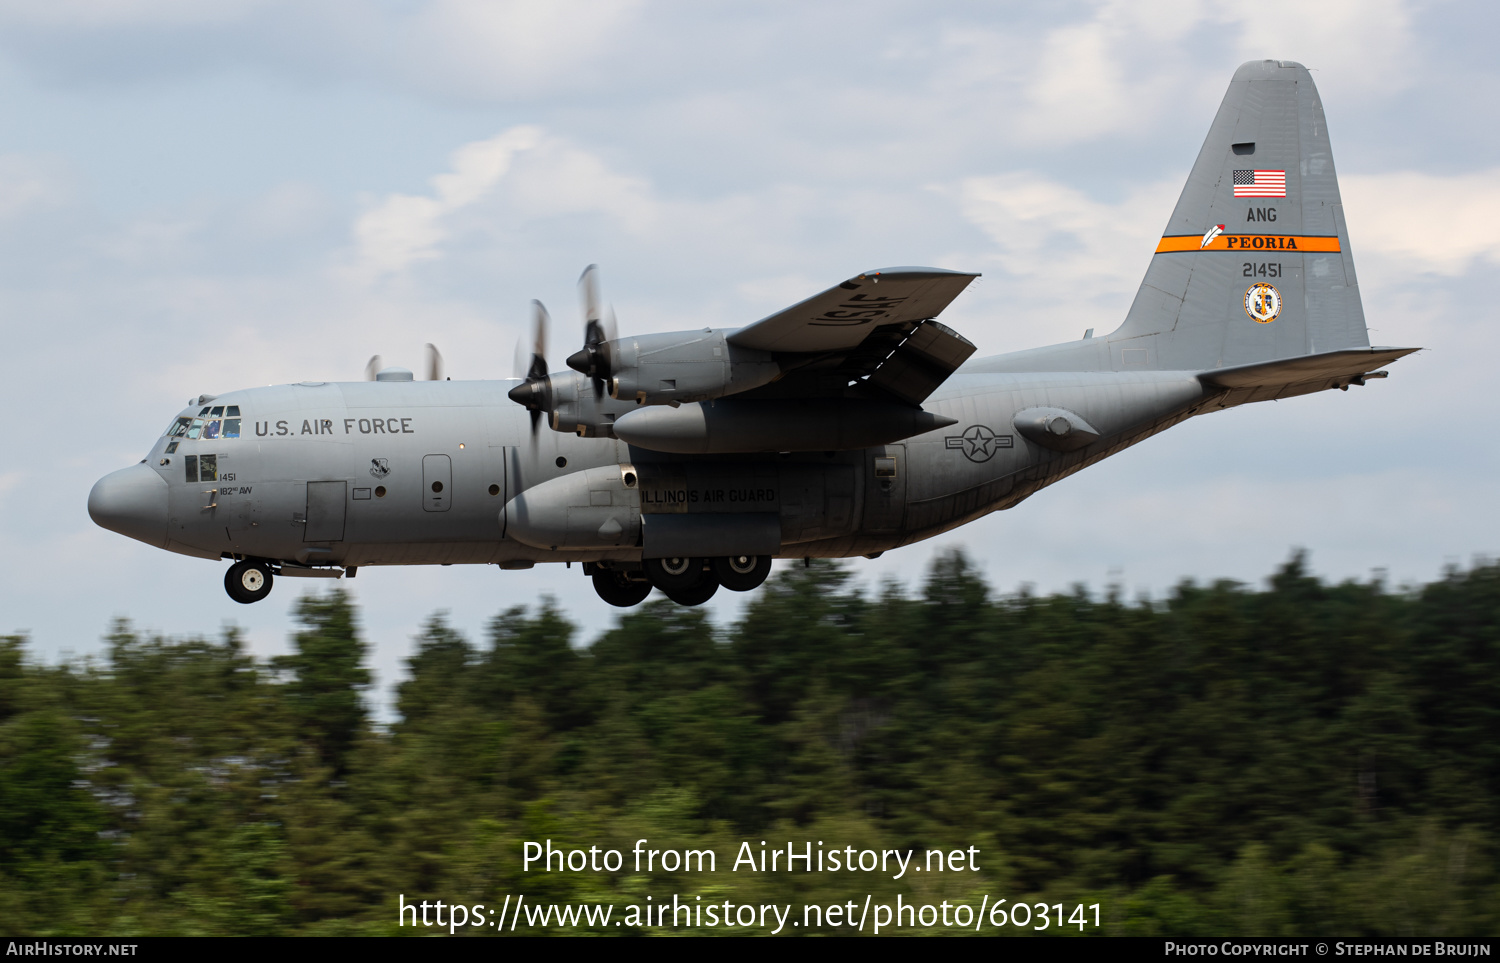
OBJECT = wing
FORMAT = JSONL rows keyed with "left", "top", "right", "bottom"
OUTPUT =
{"left": 729, "top": 266, "right": 980, "bottom": 405}
{"left": 728, "top": 267, "right": 979, "bottom": 354}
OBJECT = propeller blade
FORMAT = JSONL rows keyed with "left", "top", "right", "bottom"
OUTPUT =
{"left": 425, "top": 343, "right": 444, "bottom": 381}
{"left": 529, "top": 300, "right": 550, "bottom": 381}
{"left": 567, "top": 264, "right": 615, "bottom": 398}
{"left": 579, "top": 263, "right": 601, "bottom": 334}
{"left": 364, "top": 355, "right": 382, "bottom": 381}
{"left": 508, "top": 299, "right": 553, "bottom": 443}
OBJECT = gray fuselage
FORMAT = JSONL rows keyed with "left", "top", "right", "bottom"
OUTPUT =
{"left": 97, "top": 365, "right": 1210, "bottom": 569}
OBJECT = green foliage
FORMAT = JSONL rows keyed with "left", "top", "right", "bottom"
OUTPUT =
{"left": 274, "top": 590, "right": 370, "bottom": 774}
{"left": 4, "top": 553, "right": 1500, "bottom": 935}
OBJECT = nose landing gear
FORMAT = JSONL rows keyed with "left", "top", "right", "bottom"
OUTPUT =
{"left": 224, "top": 559, "right": 275, "bottom": 604}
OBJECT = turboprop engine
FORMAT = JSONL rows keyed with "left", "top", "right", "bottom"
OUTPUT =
{"left": 569, "top": 329, "right": 782, "bottom": 406}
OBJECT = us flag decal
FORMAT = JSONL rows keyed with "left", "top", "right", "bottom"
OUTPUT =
{"left": 1233, "top": 169, "right": 1286, "bottom": 197}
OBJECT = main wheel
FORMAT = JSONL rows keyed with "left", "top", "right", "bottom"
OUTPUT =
{"left": 663, "top": 574, "right": 719, "bottom": 607}
{"left": 643, "top": 556, "right": 707, "bottom": 593}
{"left": 712, "top": 555, "right": 772, "bottom": 592}
{"left": 592, "top": 569, "right": 652, "bottom": 608}
{"left": 224, "top": 560, "right": 274, "bottom": 604}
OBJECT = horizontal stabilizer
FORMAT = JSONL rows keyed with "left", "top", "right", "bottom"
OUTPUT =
{"left": 1200, "top": 347, "right": 1418, "bottom": 390}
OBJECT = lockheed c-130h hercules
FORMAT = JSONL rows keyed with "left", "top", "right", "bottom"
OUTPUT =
{"left": 89, "top": 61, "right": 1418, "bottom": 608}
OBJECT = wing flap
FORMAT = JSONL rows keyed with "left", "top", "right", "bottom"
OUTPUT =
{"left": 863, "top": 320, "right": 978, "bottom": 405}
{"left": 728, "top": 267, "right": 979, "bottom": 354}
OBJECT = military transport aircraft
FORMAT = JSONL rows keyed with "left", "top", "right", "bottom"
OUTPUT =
{"left": 89, "top": 61, "right": 1418, "bottom": 608}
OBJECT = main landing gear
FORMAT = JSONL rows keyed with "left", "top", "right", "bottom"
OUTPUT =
{"left": 586, "top": 556, "right": 773, "bottom": 607}
{"left": 224, "top": 559, "right": 275, "bottom": 604}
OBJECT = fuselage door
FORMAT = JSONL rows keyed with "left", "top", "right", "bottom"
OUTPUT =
{"left": 423, "top": 454, "right": 452, "bottom": 512}
{"left": 305, "top": 481, "right": 347, "bottom": 542}
{"left": 862, "top": 443, "right": 907, "bottom": 532}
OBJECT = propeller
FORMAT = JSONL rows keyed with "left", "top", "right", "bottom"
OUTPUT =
{"left": 566, "top": 263, "right": 617, "bottom": 399}
{"left": 507, "top": 299, "right": 552, "bottom": 436}
{"left": 365, "top": 348, "right": 443, "bottom": 381}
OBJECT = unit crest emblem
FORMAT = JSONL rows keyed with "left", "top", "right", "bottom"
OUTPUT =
{"left": 1244, "top": 282, "right": 1281, "bottom": 323}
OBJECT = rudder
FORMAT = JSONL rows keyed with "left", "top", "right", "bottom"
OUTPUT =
{"left": 1109, "top": 60, "right": 1369, "bottom": 371}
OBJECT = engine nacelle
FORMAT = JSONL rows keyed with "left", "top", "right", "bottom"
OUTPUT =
{"left": 545, "top": 371, "right": 622, "bottom": 438}
{"left": 605, "top": 330, "right": 780, "bottom": 406}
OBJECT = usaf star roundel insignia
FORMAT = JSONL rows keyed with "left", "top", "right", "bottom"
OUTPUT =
{"left": 1244, "top": 282, "right": 1281, "bottom": 323}
{"left": 959, "top": 424, "right": 999, "bottom": 462}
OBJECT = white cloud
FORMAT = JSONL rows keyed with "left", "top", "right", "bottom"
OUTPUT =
{"left": 353, "top": 126, "right": 544, "bottom": 275}
{"left": 1217, "top": 0, "right": 1417, "bottom": 94}
{"left": 397, "top": 0, "right": 645, "bottom": 99}
{"left": 1341, "top": 169, "right": 1500, "bottom": 277}
{"left": 0, "top": 154, "right": 74, "bottom": 219}
{"left": 1015, "top": 0, "right": 1204, "bottom": 143}
{"left": 954, "top": 171, "right": 1178, "bottom": 295}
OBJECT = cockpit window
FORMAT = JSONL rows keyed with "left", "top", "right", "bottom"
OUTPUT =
{"left": 186, "top": 419, "right": 204, "bottom": 440}
{"left": 198, "top": 407, "right": 211, "bottom": 416}
{"left": 167, "top": 417, "right": 192, "bottom": 438}
{"left": 184, "top": 454, "right": 217, "bottom": 482}
{"left": 210, "top": 406, "right": 224, "bottom": 417}
{"left": 203, "top": 420, "right": 221, "bottom": 440}
{"left": 226, "top": 405, "right": 241, "bottom": 417}
{"left": 222, "top": 419, "right": 240, "bottom": 438}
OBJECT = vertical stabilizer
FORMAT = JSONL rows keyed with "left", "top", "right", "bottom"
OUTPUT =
{"left": 1109, "top": 60, "right": 1369, "bottom": 371}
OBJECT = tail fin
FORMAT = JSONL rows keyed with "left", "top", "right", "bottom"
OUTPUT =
{"left": 1110, "top": 60, "right": 1369, "bottom": 370}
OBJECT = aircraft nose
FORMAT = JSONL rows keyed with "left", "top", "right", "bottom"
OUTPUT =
{"left": 88, "top": 463, "right": 169, "bottom": 548}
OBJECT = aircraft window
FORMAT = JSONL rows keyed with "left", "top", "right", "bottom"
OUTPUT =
{"left": 184, "top": 455, "right": 198, "bottom": 482}
{"left": 203, "top": 420, "right": 221, "bottom": 440}
{"left": 209, "top": 406, "right": 223, "bottom": 417}
{"left": 167, "top": 417, "right": 192, "bottom": 438}
{"left": 199, "top": 454, "right": 217, "bottom": 481}
{"left": 374, "top": 486, "right": 387, "bottom": 497}
{"left": 199, "top": 407, "right": 211, "bottom": 416}
{"left": 223, "top": 418, "right": 240, "bottom": 438}
{"left": 165, "top": 441, "right": 179, "bottom": 454}
{"left": 186, "top": 419, "right": 204, "bottom": 440}
{"left": 226, "top": 405, "right": 241, "bottom": 417}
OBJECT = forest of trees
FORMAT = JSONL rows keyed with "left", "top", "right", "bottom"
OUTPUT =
{"left": 2, "top": 551, "right": 1499, "bottom": 936}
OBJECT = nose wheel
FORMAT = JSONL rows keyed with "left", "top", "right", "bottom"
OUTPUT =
{"left": 224, "top": 560, "right": 274, "bottom": 604}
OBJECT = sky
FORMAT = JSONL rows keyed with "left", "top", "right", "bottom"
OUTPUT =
{"left": 3, "top": 0, "right": 1497, "bottom": 712}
